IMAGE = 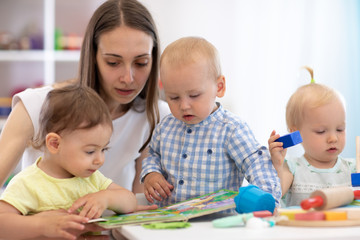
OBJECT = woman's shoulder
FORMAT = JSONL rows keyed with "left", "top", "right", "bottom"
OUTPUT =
{"left": 12, "top": 85, "right": 54, "bottom": 108}
{"left": 13, "top": 79, "right": 76, "bottom": 105}
{"left": 11, "top": 85, "right": 54, "bottom": 132}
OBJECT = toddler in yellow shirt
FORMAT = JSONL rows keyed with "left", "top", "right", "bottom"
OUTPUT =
{"left": 0, "top": 84, "right": 137, "bottom": 239}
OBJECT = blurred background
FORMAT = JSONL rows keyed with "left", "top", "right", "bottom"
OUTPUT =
{"left": 0, "top": 0, "right": 359, "bottom": 158}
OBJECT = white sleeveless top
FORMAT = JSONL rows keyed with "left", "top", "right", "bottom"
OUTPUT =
{"left": 284, "top": 155, "right": 356, "bottom": 206}
{"left": 12, "top": 86, "right": 170, "bottom": 190}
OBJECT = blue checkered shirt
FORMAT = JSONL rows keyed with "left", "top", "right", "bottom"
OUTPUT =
{"left": 141, "top": 104, "right": 281, "bottom": 207}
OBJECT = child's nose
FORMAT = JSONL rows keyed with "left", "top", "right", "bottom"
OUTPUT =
{"left": 328, "top": 133, "right": 338, "bottom": 143}
{"left": 93, "top": 154, "right": 104, "bottom": 166}
{"left": 180, "top": 99, "right": 190, "bottom": 110}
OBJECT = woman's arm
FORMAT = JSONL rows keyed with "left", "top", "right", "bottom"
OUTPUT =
{"left": 0, "top": 100, "right": 34, "bottom": 187}
{"left": 0, "top": 201, "right": 88, "bottom": 240}
{"left": 132, "top": 148, "right": 149, "bottom": 193}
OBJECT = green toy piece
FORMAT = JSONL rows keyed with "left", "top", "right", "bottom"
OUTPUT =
{"left": 142, "top": 222, "right": 191, "bottom": 229}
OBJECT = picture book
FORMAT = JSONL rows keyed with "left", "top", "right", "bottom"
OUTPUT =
{"left": 91, "top": 189, "right": 238, "bottom": 229}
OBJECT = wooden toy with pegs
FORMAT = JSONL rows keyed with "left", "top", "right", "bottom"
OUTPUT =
{"left": 277, "top": 187, "right": 360, "bottom": 227}
{"left": 300, "top": 187, "right": 360, "bottom": 211}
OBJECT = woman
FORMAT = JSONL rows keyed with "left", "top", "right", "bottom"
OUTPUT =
{"left": 0, "top": 0, "right": 170, "bottom": 193}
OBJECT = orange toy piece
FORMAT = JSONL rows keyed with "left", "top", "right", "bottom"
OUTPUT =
{"left": 324, "top": 211, "right": 347, "bottom": 221}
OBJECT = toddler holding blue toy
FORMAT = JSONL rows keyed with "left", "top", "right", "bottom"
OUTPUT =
{"left": 268, "top": 68, "right": 356, "bottom": 206}
{"left": 141, "top": 36, "right": 281, "bottom": 207}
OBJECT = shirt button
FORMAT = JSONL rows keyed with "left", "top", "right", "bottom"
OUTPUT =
{"left": 179, "top": 179, "right": 184, "bottom": 185}
{"left": 182, "top": 153, "right": 187, "bottom": 159}
{"left": 258, "top": 150, "right": 263, "bottom": 155}
{"left": 207, "top": 149, "right": 213, "bottom": 154}
{"left": 187, "top": 128, "right": 192, "bottom": 134}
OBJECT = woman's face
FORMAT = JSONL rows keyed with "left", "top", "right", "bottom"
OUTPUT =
{"left": 96, "top": 25, "right": 153, "bottom": 112}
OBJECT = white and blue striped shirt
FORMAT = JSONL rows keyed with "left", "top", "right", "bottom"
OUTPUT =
{"left": 141, "top": 104, "right": 281, "bottom": 207}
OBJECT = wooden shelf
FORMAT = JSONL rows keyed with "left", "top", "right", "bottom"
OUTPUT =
{"left": 0, "top": 50, "right": 44, "bottom": 62}
{"left": 54, "top": 50, "right": 80, "bottom": 62}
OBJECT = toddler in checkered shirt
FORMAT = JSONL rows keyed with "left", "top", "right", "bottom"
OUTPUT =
{"left": 141, "top": 36, "right": 281, "bottom": 207}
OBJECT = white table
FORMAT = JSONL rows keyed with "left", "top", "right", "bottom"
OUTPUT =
{"left": 116, "top": 214, "right": 360, "bottom": 240}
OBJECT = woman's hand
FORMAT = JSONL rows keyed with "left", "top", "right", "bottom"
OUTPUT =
{"left": 35, "top": 209, "right": 89, "bottom": 240}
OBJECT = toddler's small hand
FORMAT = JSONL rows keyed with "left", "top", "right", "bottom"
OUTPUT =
{"left": 268, "top": 130, "right": 287, "bottom": 170}
{"left": 143, "top": 172, "right": 174, "bottom": 203}
{"left": 68, "top": 191, "right": 107, "bottom": 219}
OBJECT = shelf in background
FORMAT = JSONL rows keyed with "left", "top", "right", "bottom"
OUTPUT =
{"left": 0, "top": 0, "right": 98, "bottom": 92}
{"left": 54, "top": 50, "right": 80, "bottom": 61}
{"left": 0, "top": 50, "right": 44, "bottom": 61}
{"left": 0, "top": 50, "right": 80, "bottom": 62}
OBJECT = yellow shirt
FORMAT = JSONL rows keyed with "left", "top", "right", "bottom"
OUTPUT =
{"left": 0, "top": 157, "right": 112, "bottom": 215}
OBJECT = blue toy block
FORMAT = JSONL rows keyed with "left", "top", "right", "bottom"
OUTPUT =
{"left": 234, "top": 185, "right": 275, "bottom": 214}
{"left": 275, "top": 131, "right": 303, "bottom": 148}
{"left": 351, "top": 173, "right": 360, "bottom": 187}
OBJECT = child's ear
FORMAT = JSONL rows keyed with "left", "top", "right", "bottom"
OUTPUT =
{"left": 216, "top": 75, "right": 226, "bottom": 98}
{"left": 45, "top": 133, "right": 61, "bottom": 154}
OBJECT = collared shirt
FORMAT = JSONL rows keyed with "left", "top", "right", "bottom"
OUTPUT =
{"left": 141, "top": 103, "right": 281, "bottom": 207}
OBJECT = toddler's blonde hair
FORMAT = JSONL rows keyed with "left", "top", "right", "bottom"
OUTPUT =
{"left": 160, "top": 36, "right": 222, "bottom": 80}
{"left": 286, "top": 67, "right": 345, "bottom": 131}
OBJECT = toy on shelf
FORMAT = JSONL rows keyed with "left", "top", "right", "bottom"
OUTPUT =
{"left": 234, "top": 185, "right": 275, "bottom": 214}
{"left": 275, "top": 130, "right": 302, "bottom": 148}
{"left": 351, "top": 136, "right": 360, "bottom": 187}
{"left": 0, "top": 98, "right": 11, "bottom": 117}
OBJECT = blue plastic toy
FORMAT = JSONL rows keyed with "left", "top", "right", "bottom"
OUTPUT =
{"left": 352, "top": 136, "right": 360, "bottom": 187}
{"left": 234, "top": 185, "right": 275, "bottom": 214}
{"left": 275, "top": 131, "right": 303, "bottom": 148}
{"left": 351, "top": 173, "right": 360, "bottom": 187}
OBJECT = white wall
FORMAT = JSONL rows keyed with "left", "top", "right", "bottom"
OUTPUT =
{"left": 141, "top": 0, "right": 360, "bottom": 158}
